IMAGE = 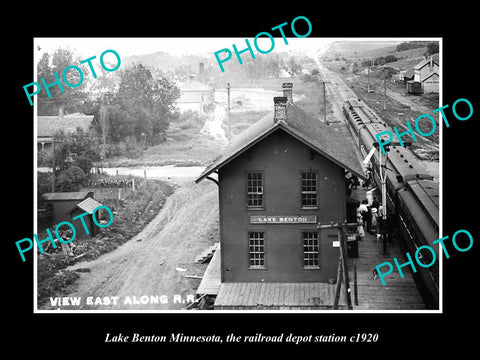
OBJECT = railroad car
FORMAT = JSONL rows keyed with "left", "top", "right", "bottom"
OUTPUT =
{"left": 343, "top": 99, "right": 439, "bottom": 309}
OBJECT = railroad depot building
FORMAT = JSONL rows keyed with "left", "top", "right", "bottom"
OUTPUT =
{"left": 196, "top": 83, "right": 365, "bottom": 309}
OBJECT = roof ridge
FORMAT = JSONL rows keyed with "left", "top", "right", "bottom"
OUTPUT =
{"left": 196, "top": 102, "right": 365, "bottom": 183}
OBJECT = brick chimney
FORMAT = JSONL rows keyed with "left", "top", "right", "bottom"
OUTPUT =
{"left": 282, "top": 82, "right": 293, "bottom": 103}
{"left": 199, "top": 62, "right": 205, "bottom": 81}
{"left": 273, "top": 97, "right": 288, "bottom": 123}
{"left": 58, "top": 106, "right": 64, "bottom": 120}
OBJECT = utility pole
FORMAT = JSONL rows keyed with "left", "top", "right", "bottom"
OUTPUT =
{"left": 367, "top": 66, "right": 370, "bottom": 94}
{"left": 226, "top": 83, "right": 231, "bottom": 138}
{"left": 383, "top": 77, "right": 387, "bottom": 111}
{"left": 51, "top": 139, "right": 55, "bottom": 192}
{"left": 378, "top": 148, "right": 388, "bottom": 255}
{"left": 367, "top": 57, "right": 374, "bottom": 94}
{"left": 322, "top": 80, "right": 330, "bottom": 124}
{"left": 318, "top": 221, "right": 360, "bottom": 310}
{"left": 373, "top": 141, "right": 412, "bottom": 255}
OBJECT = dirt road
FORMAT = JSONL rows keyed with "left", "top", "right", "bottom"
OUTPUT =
{"left": 200, "top": 106, "right": 228, "bottom": 143}
{"left": 47, "top": 181, "right": 219, "bottom": 311}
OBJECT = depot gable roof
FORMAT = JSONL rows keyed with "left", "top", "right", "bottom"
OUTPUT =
{"left": 196, "top": 102, "right": 365, "bottom": 183}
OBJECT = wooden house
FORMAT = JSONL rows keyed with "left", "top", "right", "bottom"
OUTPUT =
{"left": 177, "top": 76, "right": 215, "bottom": 113}
{"left": 413, "top": 56, "right": 439, "bottom": 83}
{"left": 37, "top": 111, "right": 94, "bottom": 153}
{"left": 421, "top": 71, "right": 439, "bottom": 93}
{"left": 196, "top": 83, "right": 365, "bottom": 309}
{"left": 407, "top": 55, "right": 440, "bottom": 94}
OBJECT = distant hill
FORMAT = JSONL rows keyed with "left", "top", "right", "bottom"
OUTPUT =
{"left": 122, "top": 51, "right": 220, "bottom": 84}
{"left": 123, "top": 51, "right": 182, "bottom": 72}
{"left": 322, "top": 40, "right": 439, "bottom": 71}
{"left": 322, "top": 41, "right": 401, "bottom": 59}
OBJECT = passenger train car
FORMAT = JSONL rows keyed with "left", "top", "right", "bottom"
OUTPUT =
{"left": 343, "top": 99, "right": 439, "bottom": 309}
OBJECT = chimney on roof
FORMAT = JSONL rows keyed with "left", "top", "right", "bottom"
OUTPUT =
{"left": 282, "top": 82, "right": 293, "bottom": 103}
{"left": 199, "top": 62, "right": 205, "bottom": 81}
{"left": 59, "top": 107, "right": 64, "bottom": 120}
{"left": 273, "top": 97, "right": 288, "bottom": 123}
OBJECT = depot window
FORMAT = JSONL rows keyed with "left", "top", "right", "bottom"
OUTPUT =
{"left": 249, "top": 232, "right": 265, "bottom": 268}
{"left": 301, "top": 171, "right": 318, "bottom": 208}
{"left": 247, "top": 172, "right": 264, "bottom": 209}
{"left": 303, "top": 231, "right": 319, "bottom": 268}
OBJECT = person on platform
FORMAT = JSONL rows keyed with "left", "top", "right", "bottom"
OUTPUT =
{"left": 371, "top": 207, "right": 378, "bottom": 234}
{"left": 359, "top": 200, "right": 371, "bottom": 233}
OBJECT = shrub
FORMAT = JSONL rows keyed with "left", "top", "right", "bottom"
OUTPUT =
{"left": 73, "top": 155, "right": 93, "bottom": 175}
{"left": 55, "top": 165, "right": 86, "bottom": 192}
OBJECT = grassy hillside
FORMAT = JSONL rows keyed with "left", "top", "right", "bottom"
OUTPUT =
{"left": 323, "top": 41, "right": 400, "bottom": 58}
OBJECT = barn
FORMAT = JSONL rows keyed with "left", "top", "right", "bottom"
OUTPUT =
{"left": 196, "top": 83, "right": 365, "bottom": 309}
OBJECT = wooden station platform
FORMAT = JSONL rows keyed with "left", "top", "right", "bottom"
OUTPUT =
{"left": 348, "top": 232, "right": 426, "bottom": 310}
{"left": 196, "top": 244, "right": 221, "bottom": 297}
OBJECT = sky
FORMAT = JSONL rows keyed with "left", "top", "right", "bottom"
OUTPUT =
{"left": 33, "top": 37, "right": 335, "bottom": 63}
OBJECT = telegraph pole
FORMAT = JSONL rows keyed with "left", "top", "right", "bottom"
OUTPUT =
{"left": 322, "top": 80, "right": 330, "bottom": 124}
{"left": 373, "top": 141, "right": 411, "bottom": 255}
{"left": 383, "top": 77, "right": 387, "bottom": 110}
{"left": 367, "top": 67, "right": 370, "bottom": 93}
{"left": 51, "top": 139, "right": 55, "bottom": 192}
{"left": 227, "top": 83, "right": 231, "bottom": 138}
{"left": 318, "top": 221, "right": 360, "bottom": 310}
{"left": 367, "top": 57, "right": 374, "bottom": 93}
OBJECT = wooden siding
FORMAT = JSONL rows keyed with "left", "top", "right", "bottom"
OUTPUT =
{"left": 219, "top": 129, "right": 347, "bottom": 283}
{"left": 423, "top": 73, "right": 439, "bottom": 93}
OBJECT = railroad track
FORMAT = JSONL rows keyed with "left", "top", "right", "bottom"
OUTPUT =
{"left": 318, "top": 66, "right": 356, "bottom": 123}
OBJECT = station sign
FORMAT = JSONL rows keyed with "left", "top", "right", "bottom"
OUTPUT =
{"left": 250, "top": 215, "right": 317, "bottom": 224}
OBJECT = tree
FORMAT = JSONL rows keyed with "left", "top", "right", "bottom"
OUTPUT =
{"left": 113, "top": 63, "right": 180, "bottom": 145}
{"left": 55, "top": 166, "right": 86, "bottom": 192}
{"left": 286, "top": 57, "right": 302, "bottom": 76}
{"left": 37, "top": 48, "right": 89, "bottom": 115}
{"left": 427, "top": 42, "right": 439, "bottom": 55}
{"left": 384, "top": 55, "right": 398, "bottom": 63}
{"left": 102, "top": 104, "right": 135, "bottom": 144}
{"left": 53, "top": 128, "right": 100, "bottom": 174}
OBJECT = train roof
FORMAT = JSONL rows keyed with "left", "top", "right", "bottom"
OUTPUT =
{"left": 408, "top": 179, "right": 439, "bottom": 229}
{"left": 387, "top": 145, "right": 434, "bottom": 181}
{"left": 397, "top": 183, "right": 439, "bottom": 250}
